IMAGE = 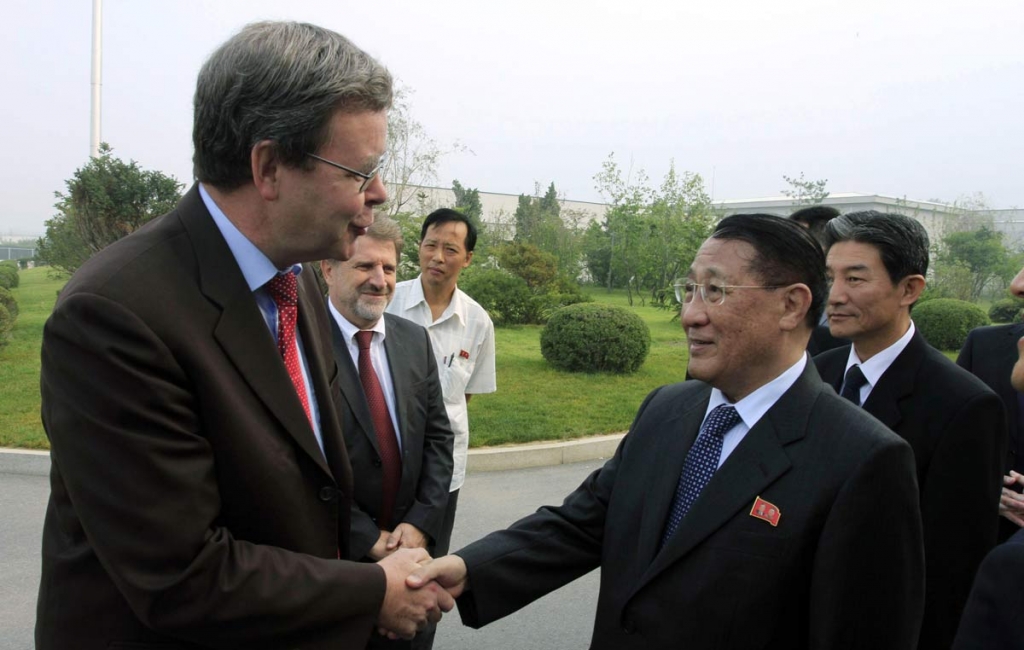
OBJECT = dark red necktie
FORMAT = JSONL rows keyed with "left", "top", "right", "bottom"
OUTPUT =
{"left": 267, "top": 273, "right": 313, "bottom": 427}
{"left": 355, "top": 330, "right": 402, "bottom": 527}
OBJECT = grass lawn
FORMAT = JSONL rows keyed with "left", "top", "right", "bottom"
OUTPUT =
{"left": 468, "top": 289, "right": 689, "bottom": 447}
{"left": 0, "top": 267, "right": 65, "bottom": 449}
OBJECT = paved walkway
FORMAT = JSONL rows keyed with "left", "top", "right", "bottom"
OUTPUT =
{"left": 0, "top": 441, "right": 617, "bottom": 649}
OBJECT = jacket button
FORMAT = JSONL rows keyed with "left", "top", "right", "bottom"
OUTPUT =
{"left": 319, "top": 487, "right": 336, "bottom": 501}
{"left": 373, "top": 458, "right": 382, "bottom": 467}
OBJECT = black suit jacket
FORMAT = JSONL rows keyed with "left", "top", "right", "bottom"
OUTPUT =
{"left": 957, "top": 323, "right": 1023, "bottom": 476}
{"left": 329, "top": 312, "right": 454, "bottom": 559}
{"left": 952, "top": 527, "right": 1024, "bottom": 649}
{"left": 806, "top": 323, "right": 848, "bottom": 357}
{"left": 455, "top": 362, "right": 925, "bottom": 649}
{"left": 815, "top": 330, "right": 1006, "bottom": 650}
{"left": 36, "top": 186, "right": 384, "bottom": 650}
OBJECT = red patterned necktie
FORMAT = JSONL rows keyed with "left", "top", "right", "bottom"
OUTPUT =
{"left": 355, "top": 330, "right": 402, "bottom": 527}
{"left": 267, "top": 273, "right": 313, "bottom": 427}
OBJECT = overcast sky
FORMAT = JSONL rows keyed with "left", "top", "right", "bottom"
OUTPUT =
{"left": 3, "top": 0, "right": 1022, "bottom": 236}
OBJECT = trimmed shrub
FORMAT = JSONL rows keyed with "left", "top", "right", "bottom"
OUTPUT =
{"left": 0, "top": 303, "right": 11, "bottom": 346}
{"left": 459, "top": 267, "right": 536, "bottom": 326}
{"left": 914, "top": 299, "right": 991, "bottom": 351}
{"left": 0, "top": 263, "right": 18, "bottom": 289}
{"left": 0, "top": 285, "right": 17, "bottom": 320}
{"left": 541, "top": 303, "right": 650, "bottom": 373}
{"left": 988, "top": 298, "right": 1024, "bottom": 324}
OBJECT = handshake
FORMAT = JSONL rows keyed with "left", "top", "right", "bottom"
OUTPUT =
{"left": 374, "top": 548, "right": 469, "bottom": 640}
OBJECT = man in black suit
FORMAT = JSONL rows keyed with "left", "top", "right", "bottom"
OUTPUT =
{"left": 813, "top": 210, "right": 1006, "bottom": 650}
{"left": 790, "top": 205, "right": 849, "bottom": 356}
{"left": 36, "top": 22, "right": 450, "bottom": 650}
{"left": 321, "top": 218, "right": 454, "bottom": 647}
{"left": 408, "top": 214, "right": 925, "bottom": 649}
{"left": 957, "top": 314, "right": 1024, "bottom": 539}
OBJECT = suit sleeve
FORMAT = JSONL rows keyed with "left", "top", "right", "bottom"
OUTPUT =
{"left": 399, "top": 329, "right": 455, "bottom": 543}
{"left": 41, "top": 292, "right": 385, "bottom": 646}
{"left": 955, "top": 332, "right": 976, "bottom": 370}
{"left": 952, "top": 533, "right": 1024, "bottom": 649}
{"left": 453, "top": 387, "right": 664, "bottom": 627}
{"left": 809, "top": 434, "right": 925, "bottom": 649}
{"left": 918, "top": 389, "right": 1006, "bottom": 649}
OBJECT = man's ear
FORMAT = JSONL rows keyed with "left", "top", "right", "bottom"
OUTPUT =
{"left": 900, "top": 275, "right": 926, "bottom": 308}
{"left": 779, "top": 283, "right": 813, "bottom": 331}
{"left": 463, "top": 250, "right": 474, "bottom": 268}
{"left": 251, "top": 140, "right": 282, "bottom": 202}
{"left": 319, "top": 259, "right": 335, "bottom": 286}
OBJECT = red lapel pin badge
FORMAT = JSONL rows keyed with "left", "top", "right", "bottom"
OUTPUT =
{"left": 749, "top": 496, "right": 781, "bottom": 527}
{"left": 459, "top": 349, "right": 470, "bottom": 359}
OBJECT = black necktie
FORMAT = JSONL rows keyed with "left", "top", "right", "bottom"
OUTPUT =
{"left": 840, "top": 365, "right": 868, "bottom": 406}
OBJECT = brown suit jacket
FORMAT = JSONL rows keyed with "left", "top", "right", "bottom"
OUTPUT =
{"left": 36, "top": 185, "right": 385, "bottom": 650}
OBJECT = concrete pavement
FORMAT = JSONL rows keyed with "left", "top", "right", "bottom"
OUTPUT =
{"left": 0, "top": 443, "right": 614, "bottom": 649}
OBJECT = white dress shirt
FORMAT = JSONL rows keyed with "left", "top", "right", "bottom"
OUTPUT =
{"left": 842, "top": 322, "right": 916, "bottom": 406}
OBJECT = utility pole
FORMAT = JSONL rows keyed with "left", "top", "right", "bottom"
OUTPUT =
{"left": 90, "top": 0, "right": 102, "bottom": 158}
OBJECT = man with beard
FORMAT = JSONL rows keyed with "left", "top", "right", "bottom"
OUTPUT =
{"left": 322, "top": 217, "right": 455, "bottom": 647}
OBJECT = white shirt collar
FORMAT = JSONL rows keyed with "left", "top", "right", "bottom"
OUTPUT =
{"left": 844, "top": 321, "right": 916, "bottom": 389}
{"left": 706, "top": 353, "right": 808, "bottom": 431}
{"left": 327, "top": 299, "right": 386, "bottom": 344}
{"left": 399, "top": 275, "right": 465, "bottom": 326}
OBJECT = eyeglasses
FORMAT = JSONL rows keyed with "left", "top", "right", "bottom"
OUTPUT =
{"left": 674, "top": 281, "right": 782, "bottom": 306}
{"left": 305, "top": 152, "right": 388, "bottom": 193}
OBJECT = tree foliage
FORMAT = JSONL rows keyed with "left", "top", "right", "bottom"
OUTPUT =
{"left": 588, "top": 154, "right": 715, "bottom": 306}
{"left": 781, "top": 172, "right": 829, "bottom": 205}
{"left": 511, "top": 182, "right": 584, "bottom": 279}
{"left": 37, "top": 143, "right": 183, "bottom": 276}
{"left": 937, "top": 226, "right": 1014, "bottom": 301}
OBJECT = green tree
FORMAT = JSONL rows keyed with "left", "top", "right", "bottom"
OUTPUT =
{"left": 938, "top": 226, "right": 1012, "bottom": 300}
{"left": 451, "top": 179, "right": 483, "bottom": 225}
{"left": 37, "top": 143, "right": 183, "bottom": 276}
{"left": 591, "top": 154, "right": 715, "bottom": 305}
{"left": 781, "top": 172, "right": 829, "bottom": 205}
{"left": 512, "top": 182, "right": 583, "bottom": 279}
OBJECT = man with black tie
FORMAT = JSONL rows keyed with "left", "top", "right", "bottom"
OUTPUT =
{"left": 957, "top": 266, "right": 1024, "bottom": 539}
{"left": 408, "top": 214, "right": 925, "bottom": 649}
{"left": 321, "top": 218, "right": 454, "bottom": 647}
{"left": 36, "top": 22, "right": 450, "bottom": 650}
{"left": 813, "top": 210, "right": 1006, "bottom": 650}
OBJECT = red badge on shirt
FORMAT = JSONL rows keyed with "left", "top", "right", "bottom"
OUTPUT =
{"left": 459, "top": 349, "right": 470, "bottom": 359}
{"left": 749, "top": 496, "right": 781, "bottom": 527}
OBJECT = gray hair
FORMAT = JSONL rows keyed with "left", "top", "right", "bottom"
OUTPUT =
{"left": 364, "top": 217, "right": 405, "bottom": 259}
{"left": 193, "top": 21, "right": 392, "bottom": 189}
{"left": 824, "top": 211, "right": 930, "bottom": 283}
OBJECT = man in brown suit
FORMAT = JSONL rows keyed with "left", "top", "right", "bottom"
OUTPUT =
{"left": 36, "top": 21, "right": 451, "bottom": 650}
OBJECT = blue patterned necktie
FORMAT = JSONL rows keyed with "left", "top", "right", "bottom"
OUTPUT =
{"left": 840, "top": 364, "right": 868, "bottom": 406}
{"left": 661, "top": 404, "right": 742, "bottom": 548}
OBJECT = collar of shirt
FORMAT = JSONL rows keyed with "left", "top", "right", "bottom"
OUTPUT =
{"left": 199, "top": 183, "right": 300, "bottom": 289}
{"left": 328, "top": 299, "right": 387, "bottom": 354}
{"left": 844, "top": 321, "right": 916, "bottom": 394}
{"left": 397, "top": 275, "right": 466, "bottom": 327}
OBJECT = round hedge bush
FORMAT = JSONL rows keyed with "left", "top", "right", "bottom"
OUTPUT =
{"left": 541, "top": 303, "right": 650, "bottom": 374}
{"left": 0, "top": 285, "right": 17, "bottom": 320}
{"left": 0, "top": 263, "right": 18, "bottom": 289}
{"left": 0, "top": 303, "right": 11, "bottom": 345}
{"left": 914, "top": 299, "right": 990, "bottom": 351}
{"left": 988, "top": 298, "right": 1024, "bottom": 324}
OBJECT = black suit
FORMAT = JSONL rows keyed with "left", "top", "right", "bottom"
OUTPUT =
{"left": 37, "top": 186, "right": 384, "bottom": 650}
{"left": 806, "top": 323, "right": 848, "bottom": 356}
{"left": 454, "top": 362, "right": 925, "bottom": 649}
{"left": 952, "top": 528, "right": 1024, "bottom": 649}
{"left": 815, "top": 330, "right": 1006, "bottom": 650}
{"left": 328, "top": 312, "right": 454, "bottom": 559}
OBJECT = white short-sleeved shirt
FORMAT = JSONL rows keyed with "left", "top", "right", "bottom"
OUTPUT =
{"left": 386, "top": 277, "right": 496, "bottom": 490}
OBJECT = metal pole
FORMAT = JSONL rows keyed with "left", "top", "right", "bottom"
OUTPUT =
{"left": 90, "top": 0, "right": 102, "bottom": 158}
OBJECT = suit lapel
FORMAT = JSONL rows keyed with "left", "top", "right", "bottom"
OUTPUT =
{"left": 328, "top": 312, "right": 382, "bottom": 458}
{"left": 633, "top": 388, "right": 710, "bottom": 570}
{"left": 997, "top": 325, "right": 1024, "bottom": 428}
{"left": 638, "top": 363, "right": 822, "bottom": 589}
{"left": 177, "top": 187, "right": 332, "bottom": 479}
{"left": 862, "top": 330, "right": 925, "bottom": 430}
{"left": 382, "top": 316, "right": 413, "bottom": 479}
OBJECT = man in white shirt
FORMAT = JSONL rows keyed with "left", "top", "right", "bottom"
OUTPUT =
{"left": 408, "top": 214, "right": 924, "bottom": 649}
{"left": 813, "top": 210, "right": 1006, "bottom": 650}
{"left": 386, "top": 208, "right": 495, "bottom": 649}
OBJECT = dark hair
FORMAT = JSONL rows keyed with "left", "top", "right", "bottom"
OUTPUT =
{"left": 823, "top": 211, "right": 930, "bottom": 284}
{"left": 789, "top": 205, "right": 840, "bottom": 248}
{"left": 420, "top": 208, "right": 478, "bottom": 252}
{"left": 712, "top": 213, "right": 827, "bottom": 328}
{"left": 193, "top": 21, "right": 393, "bottom": 189}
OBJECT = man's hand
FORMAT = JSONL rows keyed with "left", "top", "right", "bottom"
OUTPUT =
{"left": 387, "top": 523, "right": 428, "bottom": 552}
{"left": 1000, "top": 470, "right": 1024, "bottom": 527}
{"left": 376, "top": 548, "right": 453, "bottom": 640}
{"left": 406, "top": 554, "right": 469, "bottom": 600}
{"left": 368, "top": 530, "right": 392, "bottom": 561}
